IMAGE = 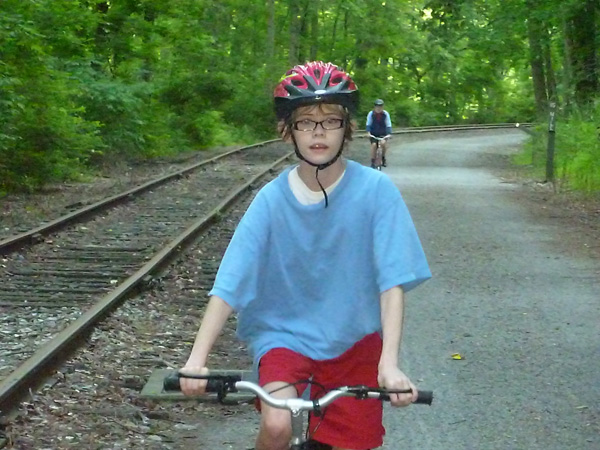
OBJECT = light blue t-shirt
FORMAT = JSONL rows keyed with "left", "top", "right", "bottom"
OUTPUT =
{"left": 209, "top": 160, "right": 431, "bottom": 365}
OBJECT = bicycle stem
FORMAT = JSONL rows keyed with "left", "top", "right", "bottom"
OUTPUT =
{"left": 290, "top": 409, "right": 304, "bottom": 447}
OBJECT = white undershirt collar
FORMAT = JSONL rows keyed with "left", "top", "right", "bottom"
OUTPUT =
{"left": 288, "top": 166, "right": 346, "bottom": 205}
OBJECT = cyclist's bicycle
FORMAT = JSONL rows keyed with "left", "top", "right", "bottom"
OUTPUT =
{"left": 164, "top": 370, "right": 433, "bottom": 450}
{"left": 369, "top": 134, "right": 391, "bottom": 171}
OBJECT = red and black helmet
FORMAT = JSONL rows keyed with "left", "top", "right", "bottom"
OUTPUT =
{"left": 273, "top": 61, "right": 359, "bottom": 119}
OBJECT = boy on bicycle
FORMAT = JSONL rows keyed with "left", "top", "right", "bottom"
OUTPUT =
{"left": 180, "top": 61, "right": 431, "bottom": 450}
{"left": 366, "top": 99, "right": 392, "bottom": 168}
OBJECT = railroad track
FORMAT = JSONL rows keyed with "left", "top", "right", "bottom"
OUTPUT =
{"left": 0, "top": 140, "right": 293, "bottom": 416}
{"left": 0, "top": 140, "right": 284, "bottom": 253}
{"left": 0, "top": 124, "right": 529, "bottom": 446}
{"left": 395, "top": 122, "right": 533, "bottom": 133}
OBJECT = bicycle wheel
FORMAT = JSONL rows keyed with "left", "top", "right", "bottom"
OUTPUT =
{"left": 376, "top": 146, "right": 383, "bottom": 171}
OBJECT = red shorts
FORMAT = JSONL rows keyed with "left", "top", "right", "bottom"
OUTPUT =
{"left": 258, "top": 332, "right": 384, "bottom": 450}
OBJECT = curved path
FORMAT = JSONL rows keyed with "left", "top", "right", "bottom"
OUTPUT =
{"left": 386, "top": 129, "right": 599, "bottom": 449}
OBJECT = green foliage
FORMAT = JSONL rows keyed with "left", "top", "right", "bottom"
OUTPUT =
{"left": 554, "top": 111, "right": 600, "bottom": 192}
{"left": 0, "top": 4, "right": 102, "bottom": 191}
{"left": 515, "top": 105, "right": 600, "bottom": 192}
{"left": 76, "top": 72, "right": 149, "bottom": 157}
{"left": 0, "top": 0, "right": 598, "bottom": 192}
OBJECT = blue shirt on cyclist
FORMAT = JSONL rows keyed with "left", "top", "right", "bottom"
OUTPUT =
{"left": 209, "top": 160, "right": 431, "bottom": 366}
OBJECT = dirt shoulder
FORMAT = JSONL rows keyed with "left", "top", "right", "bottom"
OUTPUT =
{"left": 499, "top": 164, "right": 600, "bottom": 261}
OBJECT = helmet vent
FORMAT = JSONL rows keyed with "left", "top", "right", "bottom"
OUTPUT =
{"left": 273, "top": 61, "right": 359, "bottom": 119}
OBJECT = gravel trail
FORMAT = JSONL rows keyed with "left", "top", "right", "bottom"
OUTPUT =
{"left": 384, "top": 129, "right": 599, "bottom": 449}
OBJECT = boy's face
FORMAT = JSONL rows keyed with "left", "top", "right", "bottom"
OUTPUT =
{"left": 374, "top": 105, "right": 383, "bottom": 113}
{"left": 290, "top": 104, "right": 346, "bottom": 166}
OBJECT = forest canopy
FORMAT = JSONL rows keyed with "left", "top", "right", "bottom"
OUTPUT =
{"left": 0, "top": 0, "right": 598, "bottom": 192}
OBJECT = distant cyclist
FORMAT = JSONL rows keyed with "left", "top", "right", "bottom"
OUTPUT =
{"left": 366, "top": 99, "right": 392, "bottom": 168}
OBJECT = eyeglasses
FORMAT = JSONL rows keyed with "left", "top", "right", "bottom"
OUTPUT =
{"left": 293, "top": 118, "right": 345, "bottom": 132}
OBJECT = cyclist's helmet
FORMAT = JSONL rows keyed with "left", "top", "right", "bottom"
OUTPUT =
{"left": 374, "top": 99, "right": 384, "bottom": 106}
{"left": 274, "top": 61, "right": 359, "bottom": 119}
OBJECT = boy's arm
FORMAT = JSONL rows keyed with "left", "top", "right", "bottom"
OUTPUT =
{"left": 185, "top": 295, "right": 233, "bottom": 367}
{"left": 379, "top": 286, "right": 404, "bottom": 369}
{"left": 180, "top": 295, "right": 233, "bottom": 395}
{"left": 378, "top": 285, "right": 417, "bottom": 406}
{"left": 385, "top": 111, "right": 392, "bottom": 135}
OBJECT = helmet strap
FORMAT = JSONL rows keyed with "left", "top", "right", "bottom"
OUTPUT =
{"left": 291, "top": 135, "right": 344, "bottom": 208}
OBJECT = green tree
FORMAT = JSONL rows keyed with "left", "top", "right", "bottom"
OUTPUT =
{"left": 0, "top": 0, "right": 598, "bottom": 192}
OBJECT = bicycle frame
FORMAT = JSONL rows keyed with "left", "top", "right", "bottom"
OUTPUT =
{"left": 374, "top": 141, "right": 383, "bottom": 170}
{"left": 369, "top": 134, "right": 389, "bottom": 171}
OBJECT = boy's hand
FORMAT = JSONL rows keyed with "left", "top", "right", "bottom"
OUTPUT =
{"left": 377, "top": 366, "right": 418, "bottom": 407}
{"left": 179, "top": 366, "right": 210, "bottom": 396}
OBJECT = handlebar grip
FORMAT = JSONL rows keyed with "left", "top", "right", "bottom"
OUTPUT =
{"left": 415, "top": 390, "right": 433, "bottom": 405}
{"left": 162, "top": 371, "right": 223, "bottom": 392}
{"left": 163, "top": 372, "right": 181, "bottom": 391}
{"left": 378, "top": 390, "right": 433, "bottom": 405}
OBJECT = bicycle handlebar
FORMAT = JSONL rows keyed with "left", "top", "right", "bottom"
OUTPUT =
{"left": 368, "top": 134, "right": 391, "bottom": 141}
{"left": 164, "top": 371, "right": 433, "bottom": 406}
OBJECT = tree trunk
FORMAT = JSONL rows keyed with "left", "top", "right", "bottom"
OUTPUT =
{"left": 526, "top": 8, "right": 548, "bottom": 116}
{"left": 267, "top": 0, "right": 275, "bottom": 61}
{"left": 544, "top": 39, "right": 557, "bottom": 102}
{"left": 561, "top": 15, "right": 574, "bottom": 110}
{"left": 297, "top": 2, "right": 308, "bottom": 63}
{"left": 309, "top": 1, "right": 319, "bottom": 61}
{"left": 565, "top": 0, "right": 598, "bottom": 106}
{"left": 330, "top": 0, "right": 343, "bottom": 54}
{"left": 93, "top": 2, "right": 110, "bottom": 72}
{"left": 289, "top": 1, "right": 301, "bottom": 65}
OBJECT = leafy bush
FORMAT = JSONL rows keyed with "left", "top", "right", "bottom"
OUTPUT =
{"left": 554, "top": 114, "right": 600, "bottom": 192}
{"left": 515, "top": 104, "right": 600, "bottom": 193}
{"left": 0, "top": 6, "right": 101, "bottom": 191}
{"left": 76, "top": 72, "right": 149, "bottom": 158}
{"left": 0, "top": 60, "right": 102, "bottom": 191}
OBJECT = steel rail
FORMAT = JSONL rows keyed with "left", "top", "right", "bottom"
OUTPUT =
{"left": 0, "top": 139, "right": 280, "bottom": 255}
{"left": 393, "top": 123, "right": 533, "bottom": 134}
{"left": 395, "top": 122, "right": 533, "bottom": 131}
{"left": 357, "top": 122, "right": 533, "bottom": 136}
{"left": 0, "top": 152, "right": 292, "bottom": 416}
